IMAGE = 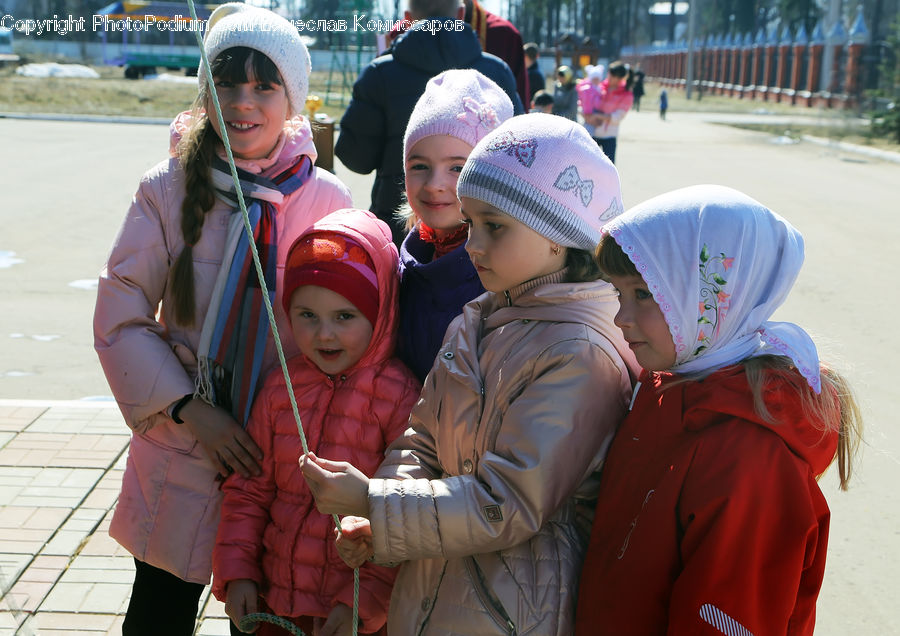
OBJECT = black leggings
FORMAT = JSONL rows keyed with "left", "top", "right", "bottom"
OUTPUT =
{"left": 122, "top": 558, "right": 204, "bottom": 636}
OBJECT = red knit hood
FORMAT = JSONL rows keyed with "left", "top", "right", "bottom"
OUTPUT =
{"left": 655, "top": 366, "right": 838, "bottom": 477}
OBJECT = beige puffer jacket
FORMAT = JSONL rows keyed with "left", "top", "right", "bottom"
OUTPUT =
{"left": 367, "top": 271, "right": 639, "bottom": 635}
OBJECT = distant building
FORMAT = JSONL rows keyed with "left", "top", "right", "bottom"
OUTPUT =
{"left": 649, "top": 1, "right": 689, "bottom": 44}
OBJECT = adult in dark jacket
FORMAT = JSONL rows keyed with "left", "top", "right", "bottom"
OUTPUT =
{"left": 335, "top": 9, "right": 523, "bottom": 244}
{"left": 524, "top": 41, "right": 545, "bottom": 101}
{"left": 552, "top": 65, "right": 578, "bottom": 121}
{"left": 386, "top": 0, "right": 530, "bottom": 108}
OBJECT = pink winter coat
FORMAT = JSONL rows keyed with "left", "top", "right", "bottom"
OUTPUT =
{"left": 576, "top": 78, "right": 603, "bottom": 116}
{"left": 212, "top": 209, "right": 421, "bottom": 633}
{"left": 93, "top": 114, "right": 353, "bottom": 584}
{"left": 592, "top": 78, "right": 634, "bottom": 139}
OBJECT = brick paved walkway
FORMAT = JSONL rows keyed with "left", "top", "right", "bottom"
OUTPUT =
{"left": 0, "top": 400, "right": 232, "bottom": 635}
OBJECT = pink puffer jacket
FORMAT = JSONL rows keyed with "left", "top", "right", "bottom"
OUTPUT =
{"left": 212, "top": 210, "right": 421, "bottom": 632}
{"left": 94, "top": 115, "right": 353, "bottom": 584}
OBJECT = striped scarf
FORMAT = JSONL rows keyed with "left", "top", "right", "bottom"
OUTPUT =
{"left": 195, "top": 155, "right": 312, "bottom": 425}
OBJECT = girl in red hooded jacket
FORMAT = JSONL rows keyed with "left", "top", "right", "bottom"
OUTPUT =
{"left": 575, "top": 185, "right": 862, "bottom": 635}
{"left": 213, "top": 209, "right": 420, "bottom": 635}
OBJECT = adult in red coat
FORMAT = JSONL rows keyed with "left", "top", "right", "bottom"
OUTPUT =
{"left": 463, "top": 0, "right": 530, "bottom": 107}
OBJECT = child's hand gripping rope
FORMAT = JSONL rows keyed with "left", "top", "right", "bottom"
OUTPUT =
{"left": 185, "top": 1, "right": 361, "bottom": 633}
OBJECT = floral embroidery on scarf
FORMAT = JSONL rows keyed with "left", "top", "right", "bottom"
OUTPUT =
{"left": 457, "top": 96, "right": 500, "bottom": 132}
{"left": 553, "top": 165, "right": 593, "bottom": 206}
{"left": 486, "top": 130, "right": 537, "bottom": 167}
{"left": 695, "top": 244, "right": 734, "bottom": 356}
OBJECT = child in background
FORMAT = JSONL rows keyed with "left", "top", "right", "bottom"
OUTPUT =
{"left": 576, "top": 63, "right": 605, "bottom": 137}
{"left": 213, "top": 209, "right": 420, "bottom": 635}
{"left": 575, "top": 185, "right": 862, "bottom": 635}
{"left": 584, "top": 61, "right": 634, "bottom": 163}
{"left": 551, "top": 65, "right": 578, "bottom": 121}
{"left": 396, "top": 69, "right": 513, "bottom": 382}
{"left": 93, "top": 4, "right": 352, "bottom": 633}
{"left": 531, "top": 89, "right": 555, "bottom": 113}
{"left": 302, "top": 114, "right": 639, "bottom": 635}
{"left": 659, "top": 88, "right": 669, "bottom": 120}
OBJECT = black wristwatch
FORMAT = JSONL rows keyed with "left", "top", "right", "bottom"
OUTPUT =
{"left": 170, "top": 394, "right": 194, "bottom": 424}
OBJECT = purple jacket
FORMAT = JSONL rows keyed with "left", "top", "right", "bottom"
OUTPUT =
{"left": 397, "top": 230, "right": 484, "bottom": 382}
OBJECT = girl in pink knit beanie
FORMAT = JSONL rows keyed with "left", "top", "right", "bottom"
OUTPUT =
{"left": 395, "top": 68, "right": 514, "bottom": 382}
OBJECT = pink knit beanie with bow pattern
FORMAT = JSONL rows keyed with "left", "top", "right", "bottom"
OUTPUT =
{"left": 403, "top": 69, "right": 514, "bottom": 168}
{"left": 457, "top": 112, "right": 624, "bottom": 252}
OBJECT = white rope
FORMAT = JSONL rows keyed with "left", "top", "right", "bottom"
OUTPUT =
{"left": 185, "top": 2, "right": 360, "bottom": 633}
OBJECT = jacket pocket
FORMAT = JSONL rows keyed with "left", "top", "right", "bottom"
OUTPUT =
{"left": 140, "top": 412, "right": 199, "bottom": 455}
{"left": 464, "top": 556, "right": 517, "bottom": 635}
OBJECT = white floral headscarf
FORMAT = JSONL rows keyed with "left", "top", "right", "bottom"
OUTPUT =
{"left": 605, "top": 184, "right": 821, "bottom": 393}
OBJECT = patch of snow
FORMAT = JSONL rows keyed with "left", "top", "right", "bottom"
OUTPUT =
{"left": 16, "top": 63, "right": 100, "bottom": 79}
{"left": 144, "top": 73, "right": 198, "bottom": 85}
{"left": 69, "top": 279, "right": 98, "bottom": 290}
{"left": 770, "top": 135, "right": 799, "bottom": 145}
{"left": 0, "top": 250, "right": 24, "bottom": 268}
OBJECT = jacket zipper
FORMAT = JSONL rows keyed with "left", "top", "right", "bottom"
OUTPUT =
{"left": 464, "top": 556, "right": 517, "bottom": 635}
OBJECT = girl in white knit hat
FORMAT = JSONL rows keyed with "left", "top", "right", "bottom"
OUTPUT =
{"left": 396, "top": 68, "right": 514, "bottom": 382}
{"left": 93, "top": 4, "right": 352, "bottom": 634}
{"left": 302, "top": 113, "right": 641, "bottom": 635}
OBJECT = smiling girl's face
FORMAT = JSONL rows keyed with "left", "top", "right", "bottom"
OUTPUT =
{"left": 288, "top": 286, "right": 374, "bottom": 376}
{"left": 207, "top": 49, "right": 288, "bottom": 160}
{"left": 405, "top": 135, "right": 473, "bottom": 237}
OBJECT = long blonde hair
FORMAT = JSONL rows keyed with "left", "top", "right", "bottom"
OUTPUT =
{"left": 744, "top": 356, "right": 861, "bottom": 491}
{"left": 596, "top": 234, "right": 862, "bottom": 490}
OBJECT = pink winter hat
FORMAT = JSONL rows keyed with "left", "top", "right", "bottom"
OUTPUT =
{"left": 457, "top": 112, "right": 623, "bottom": 252}
{"left": 403, "top": 69, "right": 514, "bottom": 167}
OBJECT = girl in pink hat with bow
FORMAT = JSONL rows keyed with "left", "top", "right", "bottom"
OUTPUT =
{"left": 302, "top": 113, "right": 640, "bottom": 635}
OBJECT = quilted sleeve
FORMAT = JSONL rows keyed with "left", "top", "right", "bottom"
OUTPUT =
{"left": 211, "top": 384, "right": 279, "bottom": 601}
{"left": 369, "top": 339, "right": 627, "bottom": 562}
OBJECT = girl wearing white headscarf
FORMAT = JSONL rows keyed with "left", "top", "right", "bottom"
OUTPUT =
{"left": 574, "top": 184, "right": 862, "bottom": 636}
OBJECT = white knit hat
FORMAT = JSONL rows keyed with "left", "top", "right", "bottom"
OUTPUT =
{"left": 403, "top": 69, "right": 514, "bottom": 168}
{"left": 201, "top": 3, "right": 310, "bottom": 117}
{"left": 457, "top": 113, "right": 623, "bottom": 252}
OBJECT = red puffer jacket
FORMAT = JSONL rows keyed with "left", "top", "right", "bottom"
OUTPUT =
{"left": 212, "top": 209, "right": 421, "bottom": 633}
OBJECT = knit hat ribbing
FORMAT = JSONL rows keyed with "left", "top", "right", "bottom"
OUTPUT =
{"left": 457, "top": 113, "right": 623, "bottom": 252}
{"left": 403, "top": 69, "right": 514, "bottom": 167}
{"left": 282, "top": 233, "right": 379, "bottom": 328}
{"left": 202, "top": 3, "right": 310, "bottom": 117}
